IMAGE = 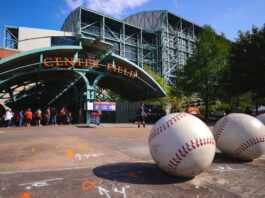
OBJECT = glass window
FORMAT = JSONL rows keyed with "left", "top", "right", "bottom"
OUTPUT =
{"left": 51, "top": 37, "right": 75, "bottom": 46}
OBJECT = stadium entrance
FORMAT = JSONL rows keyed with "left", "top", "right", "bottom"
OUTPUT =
{"left": 0, "top": 39, "right": 166, "bottom": 123}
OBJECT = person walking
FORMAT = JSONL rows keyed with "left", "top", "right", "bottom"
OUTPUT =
{"left": 18, "top": 110, "right": 24, "bottom": 127}
{"left": 137, "top": 103, "right": 147, "bottom": 128}
{"left": 24, "top": 108, "right": 32, "bottom": 127}
{"left": 44, "top": 107, "right": 50, "bottom": 125}
{"left": 50, "top": 107, "right": 57, "bottom": 126}
{"left": 4, "top": 109, "right": 13, "bottom": 128}
{"left": 66, "top": 110, "right": 72, "bottom": 125}
{"left": 35, "top": 108, "right": 42, "bottom": 126}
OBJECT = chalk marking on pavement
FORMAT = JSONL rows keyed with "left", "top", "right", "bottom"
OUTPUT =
{"left": 74, "top": 153, "right": 103, "bottom": 160}
{"left": 20, "top": 192, "right": 30, "bottom": 198}
{"left": 19, "top": 178, "right": 63, "bottom": 190}
{"left": 258, "top": 155, "right": 265, "bottom": 159}
{"left": 64, "top": 149, "right": 75, "bottom": 156}
{"left": 211, "top": 165, "right": 247, "bottom": 172}
{"left": 0, "top": 160, "right": 154, "bottom": 175}
{"left": 82, "top": 181, "right": 98, "bottom": 190}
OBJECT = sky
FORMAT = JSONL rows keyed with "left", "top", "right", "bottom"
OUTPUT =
{"left": 0, "top": 0, "right": 264, "bottom": 47}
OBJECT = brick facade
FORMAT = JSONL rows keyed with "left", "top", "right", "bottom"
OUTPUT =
{"left": 0, "top": 47, "right": 21, "bottom": 59}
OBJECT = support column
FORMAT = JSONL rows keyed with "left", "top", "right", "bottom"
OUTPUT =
{"left": 75, "top": 71, "right": 92, "bottom": 123}
{"left": 75, "top": 71, "right": 105, "bottom": 124}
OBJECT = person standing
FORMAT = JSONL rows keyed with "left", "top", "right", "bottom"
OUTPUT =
{"left": 24, "top": 108, "right": 32, "bottom": 127}
{"left": 45, "top": 107, "right": 50, "bottom": 125}
{"left": 4, "top": 109, "right": 13, "bottom": 128}
{"left": 35, "top": 108, "right": 42, "bottom": 126}
{"left": 60, "top": 107, "right": 67, "bottom": 125}
{"left": 137, "top": 103, "right": 147, "bottom": 128}
{"left": 51, "top": 107, "right": 57, "bottom": 126}
{"left": 18, "top": 110, "right": 24, "bottom": 127}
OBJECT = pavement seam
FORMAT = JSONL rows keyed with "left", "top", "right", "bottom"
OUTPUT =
{"left": 0, "top": 160, "right": 154, "bottom": 175}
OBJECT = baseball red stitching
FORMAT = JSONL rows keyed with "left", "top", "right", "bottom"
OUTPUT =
{"left": 148, "top": 113, "right": 189, "bottom": 143}
{"left": 231, "top": 135, "right": 265, "bottom": 157}
{"left": 167, "top": 137, "right": 216, "bottom": 175}
{"left": 214, "top": 114, "right": 231, "bottom": 143}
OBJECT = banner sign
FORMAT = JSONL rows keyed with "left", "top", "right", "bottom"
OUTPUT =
{"left": 93, "top": 101, "right": 116, "bottom": 111}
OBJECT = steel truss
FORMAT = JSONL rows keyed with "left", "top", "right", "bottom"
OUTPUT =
{"left": 61, "top": 8, "right": 159, "bottom": 74}
{"left": 124, "top": 11, "right": 200, "bottom": 85}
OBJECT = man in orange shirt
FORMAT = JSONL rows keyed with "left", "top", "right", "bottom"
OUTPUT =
{"left": 24, "top": 108, "right": 32, "bottom": 127}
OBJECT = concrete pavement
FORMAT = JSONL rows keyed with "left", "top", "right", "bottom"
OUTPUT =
{"left": 0, "top": 123, "right": 265, "bottom": 198}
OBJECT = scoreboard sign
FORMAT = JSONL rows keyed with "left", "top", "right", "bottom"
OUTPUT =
{"left": 93, "top": 101, "right": 116, "bottom": 111}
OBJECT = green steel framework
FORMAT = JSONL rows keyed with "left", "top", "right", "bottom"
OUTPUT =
{"left": 60, "top": 7, "right": 202, "bottom": 85}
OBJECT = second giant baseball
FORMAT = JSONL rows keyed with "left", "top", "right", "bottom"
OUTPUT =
{"left": 148, "top": 113, "right": 216, "bottom": 178}
{"left": 213, "top": 113, "right": 265, "bottom": 160}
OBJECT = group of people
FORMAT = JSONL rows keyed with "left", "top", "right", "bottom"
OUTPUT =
{"left": 1, "top": 107, "right": 73, "bottom": 128}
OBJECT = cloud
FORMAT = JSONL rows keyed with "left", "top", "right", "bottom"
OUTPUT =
{"left": 173, "top": 0, "right": 183, "bottom": 9}
{"left": 65, "top": 0, "right": 84, "bottom": 9}
{"left": 65, "top": 0, "right": 150, "bottom": 18}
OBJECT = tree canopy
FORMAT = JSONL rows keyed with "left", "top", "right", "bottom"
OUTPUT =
{"left": 225, "top": 24, "right": 265, "bottom": 107}
{"left": 175, "top": 25, "right": 231, "bottom": 118}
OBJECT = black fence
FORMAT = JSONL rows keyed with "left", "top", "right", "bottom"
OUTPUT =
{"left": 101, "top": 102, "right": 164, "bottom": 123}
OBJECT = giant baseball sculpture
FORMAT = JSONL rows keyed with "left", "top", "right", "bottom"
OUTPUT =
{"left": 213, "top": 113, "right": 265, "bottom": 160}
{"left": 256, "top": 113, "right": 265, "bottom": 125}
{"left": 148, "top": 113, "right": 216, "bottom": 177}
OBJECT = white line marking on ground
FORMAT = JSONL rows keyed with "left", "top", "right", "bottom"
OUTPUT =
{"left": 0, "top": 131, "right": 5, "bottom": 134}
{"left": 0, "top": 160, "right": 154, "bottom": 175}
{"left": 0, "top": 166, "right": 96, "bottom": 175}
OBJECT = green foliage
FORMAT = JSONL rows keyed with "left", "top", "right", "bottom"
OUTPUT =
{"left": 216, "top": 103, "right": 230, "bottom": 110}
{"left": 175, "top": 25, "right": 231, "bottom": 118}
{"left": 225, "top": 24, "right": 265, "bottom": 107}
{"left": 209, "top": 105, "right": 216, "bottom": 112}
{"left": 106, "top": 89, "right": 128, "bottom": 102}
{"left": 143, "top": 65, "right": 183, "bottom": 110}
{"left": 199, "top": 106, "right": 205, "bottom": 114}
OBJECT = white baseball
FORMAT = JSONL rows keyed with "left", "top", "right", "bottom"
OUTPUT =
{"left": 256, "top": 113, "right": 265, "bottom": 125}
{"left": 148, "top": 113, "right": 216, "bottom": 178}
{"left": 213, "top": 113, "right": 265, "bottom": 160}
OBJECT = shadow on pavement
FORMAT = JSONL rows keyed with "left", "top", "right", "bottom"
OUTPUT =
{"left": 75, "top": 125, "right": 96, "bottom": 128}
{"left": 213, "top": 152, "right": 252, "bottom": 164}
{"left": 93, "top": 162, "right": 193, "bottom": 184}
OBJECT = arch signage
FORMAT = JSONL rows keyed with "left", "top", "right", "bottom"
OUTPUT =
{"left": 43, "top": 57, "right": 136, "bottom": 79}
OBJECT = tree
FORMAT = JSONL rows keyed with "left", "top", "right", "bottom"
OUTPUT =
{"left": 175, "top": 25, "right": 231, "bottom": 119}
{"left": 144, "top": 65, "right": 183, "bottom": 111}
{"left": 225, "top": 24, "right": 265, "bottom": 112}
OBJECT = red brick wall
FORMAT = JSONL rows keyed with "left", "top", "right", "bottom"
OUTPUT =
{"left": 0, "top": 48, "right": 21, "bottom": 59}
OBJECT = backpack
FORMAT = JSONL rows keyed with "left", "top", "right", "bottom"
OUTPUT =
{"left": 36, "top": 110, "right": 41, "bottom": 118}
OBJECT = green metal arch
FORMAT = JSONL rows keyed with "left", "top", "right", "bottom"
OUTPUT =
{"left": 0, "top": 45, "right": 82, "bottom": 65}
{"left": 110, "top": 53, "right": 167, "bottom": 97}
{"left": 0, "top": 45, "right": 167, "bottom": 101}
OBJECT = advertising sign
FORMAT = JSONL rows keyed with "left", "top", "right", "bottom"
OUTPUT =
{"left": 90, "top": 112, "right": 100, "bottom": 125}
{"left": 87, "top": 102, "right": 94, "bottom": 110}
{"left": 93, "top": 101, "right": 116, "bottom": 111}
